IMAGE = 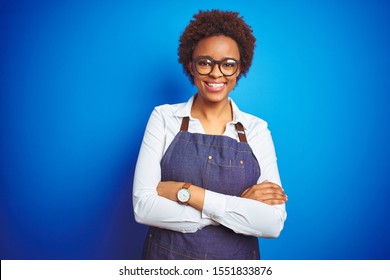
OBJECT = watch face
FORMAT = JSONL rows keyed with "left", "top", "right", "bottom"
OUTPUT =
{"left": 178, "top": 188, "right": 190, "bottom": 203}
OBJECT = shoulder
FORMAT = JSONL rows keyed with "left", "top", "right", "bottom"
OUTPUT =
{"left": 230, "top": 98, "right": 268, "bottom": 133}
{"left": 147, "top": 101, "right": 188, "bottom": 133}
{"left": 153, "top": 101, "right": 188, "bottom": 118}
{"left": 237, "top": 110, "right": 273, "bottom": 147}
{"left": 239, "top": 110, "right": 269, "bottom": 134}
{"left": 242, "top": 111, "right": 268, "bottom": 127}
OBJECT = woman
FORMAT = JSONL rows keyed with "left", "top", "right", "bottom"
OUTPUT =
{"left": 133, "top": 10, "right": 287, "bottom": 260}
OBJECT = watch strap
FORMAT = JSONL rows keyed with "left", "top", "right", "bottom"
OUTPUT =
{"left": 181, "top": 182, "right": 192, "bottom": 189}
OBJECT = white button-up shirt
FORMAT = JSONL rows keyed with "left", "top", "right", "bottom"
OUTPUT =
{"left": 133, "top": 95, "right": 287, "bottom": 237}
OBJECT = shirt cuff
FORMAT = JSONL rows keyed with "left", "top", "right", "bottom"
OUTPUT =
{"left": 201, "top": 190, "right": 226, "bottom": 220}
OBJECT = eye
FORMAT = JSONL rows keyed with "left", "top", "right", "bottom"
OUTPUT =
{"left": 222, "top": 59, "right": 237, "bottom": 69}
{"left": 196, "top": 58, "right": 212, "bottom": 67}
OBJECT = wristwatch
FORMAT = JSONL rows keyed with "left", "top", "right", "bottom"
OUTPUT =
{"left": 177, "top": 183, "right": 192, "bottom": 205}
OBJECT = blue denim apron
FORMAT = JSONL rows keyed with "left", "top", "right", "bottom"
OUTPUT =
{"left": 142, "top": 117, "right": 261, "bottom": 259}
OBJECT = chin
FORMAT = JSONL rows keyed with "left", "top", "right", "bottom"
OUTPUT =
{"left": 201, "top": 91, "right": 229, "bottom": 103}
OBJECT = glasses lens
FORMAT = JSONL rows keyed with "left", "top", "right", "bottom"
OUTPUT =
{"left": 220, "top": 59, "right": 238, "bottom": 76}
{"left": 194, "top": 57, "right": 239, "bottom": 76}
{"left": 195, "top": 58, "right": 213, "bottom": 75}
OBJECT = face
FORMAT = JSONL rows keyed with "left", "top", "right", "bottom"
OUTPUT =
{"left": 189, "top": 35, "right": 241, "bottom": 105}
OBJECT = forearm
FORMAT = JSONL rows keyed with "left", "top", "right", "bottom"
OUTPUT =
{"left": 202, "top": 190, "right": 286, "bottom": 237}
{"left": 157, "top": 181, "right": 286, "bottom": 237}
{"left": 187, "top": 184, "right": 205, "bottom": 211}
{"left": 133, "top": 190, "right": 217, "bottom": 232}
{"left": 133, "top": 175, "right": 218, "bottom": 232}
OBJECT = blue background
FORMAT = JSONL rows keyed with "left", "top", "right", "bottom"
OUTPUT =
{"left": 1, "top": 0, "right": 389, "bottom": 259}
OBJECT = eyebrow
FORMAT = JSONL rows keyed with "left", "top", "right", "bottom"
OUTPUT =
{"left": 194, "top": 55, "right": 240, "bottom": 61}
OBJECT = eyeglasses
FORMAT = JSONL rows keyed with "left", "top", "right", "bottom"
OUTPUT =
{"left": 192, "top": 56, "right": 241, "bottom": 76}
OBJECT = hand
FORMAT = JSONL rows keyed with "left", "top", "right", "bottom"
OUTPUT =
{"left": 156, "top": 181, "right": 184, "bottom": 202}
{"left": 241, "top": 180, "right": 288, "bottom": 205}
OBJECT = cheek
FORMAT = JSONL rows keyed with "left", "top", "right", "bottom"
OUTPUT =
{"left": 192, "top": 74, "right": 203, "bottom": 89}
{"left": 228, "top": 77, "right": 237, "bottom": 87}
{"left": 193, "top": 73, "right": 203, "bottom": 83}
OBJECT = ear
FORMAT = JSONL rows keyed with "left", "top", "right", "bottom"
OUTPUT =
{"left": 188, "top": 62, "right": 194, "bottom": 76}
{"left": 236, "top": 64, "right": 242, "bottom": 77}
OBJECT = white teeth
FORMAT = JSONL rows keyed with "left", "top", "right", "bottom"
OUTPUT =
{"left": 207, "top": 83, "right": 224, "bottom": 87}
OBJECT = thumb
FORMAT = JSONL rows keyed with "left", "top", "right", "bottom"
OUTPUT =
{"left": 240, "top": 187, "right": 250, "bottom": 197}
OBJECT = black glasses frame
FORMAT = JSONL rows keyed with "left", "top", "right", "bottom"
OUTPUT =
{"left": 192, "top": 56, "right": 241, "bottom": 77}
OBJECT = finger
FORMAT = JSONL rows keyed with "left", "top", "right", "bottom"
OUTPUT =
{"left": 241, "top": 185, "right": 287, "bottom": 201}
{"left": 259, "top": 193, "right": 287, "bottom": 201}
{"left": 247, "top": 185, "right": 286, "bottom": 196}
{"left": 262, "top": 196, "right": 288, "bottom": 203}
{"left": 262, "top": 183, "right": 284, "bottom": 191}
{"left": 244, "top": 192, "right": 287, "bottom": 203}
{"left": 262, "top": 199, "right": 286, "bottom": 205}
{"left": 255, "top": 182, "right": 283, "bottom": 191}
{"left": 258, "top": 188, "right": 286, "bottom": 196}
{"left": 241, "top": 190, "right": 254, "bottom": 199}
{"left": 240, "top": 184, "right": 273, "bottom": 197}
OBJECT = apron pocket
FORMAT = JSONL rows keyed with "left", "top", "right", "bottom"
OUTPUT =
{"left": 205, "top": 158, "right": 246, "bottom": 196}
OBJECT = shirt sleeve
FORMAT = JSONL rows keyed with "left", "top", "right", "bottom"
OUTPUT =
{"left": 132, "top": 107, "right": 218, "bottom": 233}
{"left": 201, "top": 121, "right": 287, "bottom": 237}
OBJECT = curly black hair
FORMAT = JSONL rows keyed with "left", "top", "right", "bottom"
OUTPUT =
{"left": 178, "top": 10, "right": 256, "bottom": 84}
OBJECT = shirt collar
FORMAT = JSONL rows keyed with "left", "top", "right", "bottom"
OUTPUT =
{"left": 175, "top": 94, "right": 250, "bottom": 130}
{"left": 230, "top": 98, "right": 250, "bottom": 130}
{"left": 175, "top": 95, "right": 195, "bottom": 118}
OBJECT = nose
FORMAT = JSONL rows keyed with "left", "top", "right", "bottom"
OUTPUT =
{"left": 209, "top": 63, "right": 223, "bottom": 78}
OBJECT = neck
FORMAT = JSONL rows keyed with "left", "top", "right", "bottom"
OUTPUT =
{"left": 191, "top": 94, "right": 232, "bottom": 122}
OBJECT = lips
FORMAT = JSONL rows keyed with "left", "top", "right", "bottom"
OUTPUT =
{"left": 204, "top": 82, "right": 226, "bottom": 92}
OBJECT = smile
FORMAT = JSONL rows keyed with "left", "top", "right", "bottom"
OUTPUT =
{"left": 207, "top": 83, "right": 225, "bottom": 87}
{"left": 205, "top": 82, "right": 226, "bottom": 91}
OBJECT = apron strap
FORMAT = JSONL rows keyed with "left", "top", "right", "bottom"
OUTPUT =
{"left": 180, "top": 117, "right": 190, "bottom": 131}
{"left": 180, "top": 117, "right": 248, "bottom": 143}
{"left": 235, "top": 122, "right": 248, "bottom": 143}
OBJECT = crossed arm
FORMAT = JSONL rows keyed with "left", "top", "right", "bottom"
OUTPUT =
{"left": 157, "top": 180, "right": 287, "bottom": 212}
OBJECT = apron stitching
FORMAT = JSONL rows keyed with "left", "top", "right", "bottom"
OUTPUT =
{"left": 207, "top": 161, "right": 246, "bottom": 168}
{"left": 176, "top": 138, "right": 252, "bottom": 151}
{"left": 152, "top": 242, "right": 201, "bottom": 260}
